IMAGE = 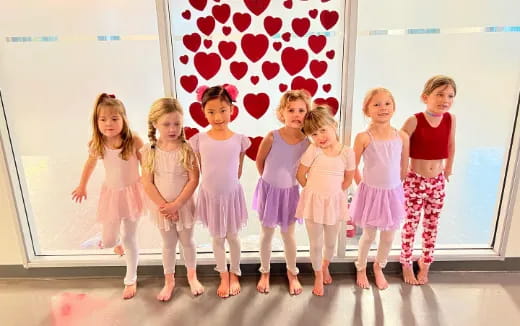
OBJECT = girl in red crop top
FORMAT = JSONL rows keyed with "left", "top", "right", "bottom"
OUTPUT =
{"left": 399, "top": 75, "right": 457, "bottom": 286}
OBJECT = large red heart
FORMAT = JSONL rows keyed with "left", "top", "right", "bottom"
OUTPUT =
{"left": 244, "top": 0, "right": 270, "bottom": 16}
{"left": 189, "top": 0, "right": 207, "bottom": 11}
{"left": 218, "top": 41, "right": 236, "bottom": 60}
{"left": 281, "top": 47, "right": 308, "bottom": 75}
{"left": 182, "top": 10, "right": 191, "bottom": 20}
{"left": 212, "top": 4, "right": 230, "bottom": 24}
{"left": 183, "top": 33, "right": 201, "bottom": 52}
{"left": 243, "top": 93, "right": 270, "bottom": 119}
{"left": 291, "top": 76, "right": 318, "bottom": 96}
{"left": 233, "top": 12, "right": 251, "bottom": 32}
{"left": 308, "top": 35, "right": 326, "bottom": 54}
{"left": 189, "top": 102, "right": 209, "bottom": 127}
{"left": 246, "top": 136, "right": 263, "bottom": 161}
{"left": 310, "top": 60, "right": 327, "bottom": 78}
{"left": 314, "top": 97, "right": 339, "bottom": 116}
{"left": 180, "top": 75, "right": 198, "bottom": 93}
{"left": 320, "top": 10, "right": 339, "bottom": 30}
{"left": 184, "top": 126, "right": 199, "bottom": 140}
{"left": 197, "top": 16, "right": 215, "bottom": 36}
{"left": 262, "top": 61, "right": 280, "bottom": 80}
{"left": 241, "top": 34, "right": 269, "bottom": 63}
{"left": 231, "top": 105, "right": 239, "bottom": 121}
{"left": 194, "top": 52, "right": 221, "bottom": 80}
{"left": 264, "top": 16, "right": 282, "bottom": 36}
{"left": 230, "top": 61, "right": 248, "bottom": 80}
{"left": 292, "top": 18, "right": 310, "bottom": 37}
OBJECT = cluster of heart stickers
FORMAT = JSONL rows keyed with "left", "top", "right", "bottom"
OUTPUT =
{"left": 176, "top": 0, "right": 342, "bottom": 160}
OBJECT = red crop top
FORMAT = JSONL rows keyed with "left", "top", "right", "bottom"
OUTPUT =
{"left": 409, "top": 112, "right": 451, "bottom": 160}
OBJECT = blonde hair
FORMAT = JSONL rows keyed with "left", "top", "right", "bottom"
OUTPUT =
{"left": 89, "top": 93, "right": 134, "bottom": 160}
{"left": 276, "top": 89, "right": 312, "bottom": 123}
{"left": 143, "top": 98, "right": 196, "bottom": 173}
{"left": 422, "top": 75, "right": 457, "bottom": 97}
{"left": 362, "top": 87, "right": 396, "bottom": 116}
{"left": 303, "top": 105, "right": 337, "bottom": 136}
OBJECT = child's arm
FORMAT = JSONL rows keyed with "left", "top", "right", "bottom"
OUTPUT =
{"left": 342, "top": 147, "right": 356, "bottom": 191}
{"left": 133, "top": 135, "right": 145, "bottom": 164}
{"left": 255, "top": 131, "right": 274, "bottom": 175}
{"left": 238, "top": 152, "right": 246, "bottom": 178}
{"left": 342, "top": 169, "right": 355, "bottom": 191}
{"left": 296, "top": 163, "right": 310, "bottom": 187}
{"left": 399, "top": 130, "right": 410, "bottom": 180}
{"left": 160, "top": 155, "right": 200, "bottom": 215}
{"left": 401, "top": 115, "right": 418, "bottom": 136}
{"left": 141, "top": 170, "right": 168, "bottom": 207}
{"left": 444, "top": 114, "right": 456, "bottom": 181}
{"left": 71, "top": 155, "right": 98, "bottom": 203}
{"left": 352, "top": 132, "right": 369, "bottom": 185}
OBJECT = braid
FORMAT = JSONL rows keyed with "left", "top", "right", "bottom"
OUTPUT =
{"left": 143, "top": 121, "right": 157, "bottom": 173}
{"left": 178, "top": 127, "right": 196, "bottom": 170}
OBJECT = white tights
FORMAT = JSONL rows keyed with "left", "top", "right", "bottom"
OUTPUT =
{"left": 159, "top": 227, "right": 196, "bottom": 274}
{"left": 212, "top": 233, "right": 241, "bottom": 275}
{"left": 259, "top": 224, "right": 299, "bottom": 275}
{"left": 355, "top": 227, "right": 396, "bottom": 271}
{"left": 305, "top": 220, "right": 340, "bottom": 271}
{"left": 102, "top": 218, "right": 139, "bottom": 285}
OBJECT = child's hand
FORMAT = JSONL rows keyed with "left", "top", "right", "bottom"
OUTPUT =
{"left": 444, "top": 167, "right": 452, "bottom": 182}
{"left": 71, "top": 186, "right": 87, "bottom": 203}
{"left": 160, "top": 202, "right": 180, "bottom": 221}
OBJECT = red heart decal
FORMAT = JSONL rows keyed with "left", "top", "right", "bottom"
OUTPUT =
{"left": 323, "top": 84, "right": 331, "bottom": 93}
{"left": 231, "top": 105, "right": 239, "bottom": 121}
{"left": 180, "top": 75, "right": 198, "bottom": 93}
{"left": 203, "top": 39, "right": 212, "bottom": 49}
{"left": 246, "top": 136, "right": 263, "bottom": 161}
{"left": 194, "top": 52, "right": 221, "bottom": 80}
{"left": 283, "top": 0, "right": 293, "bottom": 9}
{"left": 243, "top": 93, "right": 270, "bottom": 119}
{"left": 212, "top": 4, "right": 230, "bottom": 24}
{"left": 179, "top": 55, "right": 189, "bottom": 64}
{"left": 183, "top": 33, "right": 201, "bottom": 52}
{"left": 233, "top": 12, "right": 251, "bottom": 32}
{"left": 309, "top": 9, "right": 318, "bottom": 19}
{"left": 273, "top": 42, "right": 282, "bottom": 51}
{"left": 314, "top": 97, "right": 339, "bottom": 116}
{"left": 184, "top": 126, "right": 199, "bottom": 140}
{"left": 310, "top": 60, "right": 327, "bottom": 78}
{"left": 281, "top": 47, "right": 309, "bottom": 75}
{"left": 197, "top": 16, "right": 215, "bottom": 36}
{"left": 218, "top": 41, "right": 237, "bottom": 60}
{"left": 320, "top": 10, "right": 339, "bottom": 30}
{"left": 292, "top": 18, "right": 310, "bottom": 37}
{"left": 279, "top": 83, "right": 288, "bottom": 92}
{"left": 182, "top": 10, "right": 191, "bottom": 20}
{"left": 230, "top": 61, "right": 248, "bottom": 80}
{"left": 222, "top": 26, "right": 231, "bottom": 35}
{"left": 244, "top": 0, "right": 270, "bottom": 16}
{"left": 262, "top": 61, "right": 280, "bottom": 80}
{"left": 189, "top": 0, "right": 207, "bottom": 11}
{"left": 308, "top": 35, "right": 326, "bottom": 54}
{"left": 321, "top": 0, "right": 331, "bottom": 2}
{"left": 189, "top": 102, "right": 209, "bottom": 127}
{"left": 264, "top": 16, "right": 282, "bottom": 36}
{"left": 326, "top": 50, "right": 335, "bottom": 59}
{"left": 241, "top": 34, "right": 269, "bottom": 63}
{"left": 282, "top": 32, "right": 291, "bottom": 42}
{"left": 250, "top": 76, "right": 259, "bottom": 85}
{"left": 291, "top": 76, "right": 318, "bottom": 96}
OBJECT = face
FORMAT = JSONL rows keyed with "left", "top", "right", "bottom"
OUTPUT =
{"left": 97, "top": 106, "right": 124, "bottom": 139}
{"left": 154, "top": 111, "right": 182, "bottom": 141}
{"left": 310, "top": 124, "right": 338, "bottom": 149}
{"left": 365, "top": 92, "right": 395, "bottom": 123}
{"left": 282, "top": 99, "right": 308, "bottom": 128}
{"left": 422, "top": 85, "right": 455, "bottom": 115}
{"left": 204, "top": 98, "right": 232, "bottom": 130}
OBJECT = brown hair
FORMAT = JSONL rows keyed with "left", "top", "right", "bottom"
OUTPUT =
{"left": 422, "top": 75, "right": 457, "bottom": 97}
{"left": 200, "top": 85, "right": 234, "bottom": 108}
{"left": 362, "top": 88, "right": 396, "bottom": 116}
{"left": 276, "top": 89, "right": 312, "bottom": 123}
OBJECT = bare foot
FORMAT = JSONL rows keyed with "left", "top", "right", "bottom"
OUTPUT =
{"left": 312, "top": 271, "right": 324, "bottom": 296}
{"left": 122, "top": 283, "right": 136, "bottom": 300}
{"left": 373, "top": 262, "right": 388, "bottom": 290}
{"left": 113, "top": 244, "right": 124, "bottom": 256}
{"left": 356, "top": 269, "right": 370, "bottom": 289}
{"left": 402, "top": 264, "right": 419, "bottom": 285}
{"left": 257, "top": 273, "right": 270, "bottom": 293}
{"left": 322, "top": 260, "right": 333, "bottom": 285}
{"left": 217, "top": 272, "right": 230, "bottom": 298}
{"left": 287, "top": 271, "right": 302, "bottom": 295}
{"left": 417, "top": 259, "right": 430, "bottom": 285}
{"left": 229, "top": 273, "right": 241, "bottom": 296}
{"left": 157, "top": 274, "right": 175, "bottom": 301}
{"left": 187, "top": 269, "right": 204, "bottom": 296}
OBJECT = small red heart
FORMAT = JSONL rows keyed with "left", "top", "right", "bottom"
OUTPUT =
{"left": 321, "top": 0, "right": 331, "bottom": 2}
{"left": 184, "top": 126, "right": 199, "bottom": 140}
{"left": 309, "top": 60, "right": 327, "bottom": 78}
{"left": 203, "top": 39, "right": 212, "bottom": 49}
{"left": 197, "top": 16, "right": 215, "bottom": 36}
{"left": 246, "top": 136, "right": 263, "bottom": 161}
{"left": 326, "top": 50, "right": 335, "bottom": 59}
{"left": 323, "top": 84, "right": 331, "bottom": 92}
{"left": 189, "top": 0, "right": 207, "bottom": 11}
{"left": 182, "top": 10, "right": 191, "bottom": 20}
{"left": 179, "top": 55, "right": 189, "bottom": 64}
{"left": 283, "top": 0, "right": 293, "bottom": 9}
{"left": 262, "top": 61, "right": 280, "bottom": 80}
{"left": 273, "top": 42, "right": 282, "bottom": 51}
{"left": 218, "top": 41, "right": 237, "bottom": 60}
{"left": 230, "top": 61, "right": 248, "bottom": 80}
{"left": 212, "top": 4, "right": 230, "bottom": 24}
{"left": 320, "top": 10, "right": 339, "bottom": 30}
{"left": 292, "top": 17, "right": 310, "bottom": 37}
{"left": 250, "top": 76, "right": 259, "bottom": 85}
{"left": 281, "top": 47, "right": 309, "bottom": 75}
{"left": 231, "top": 105, "right": 239, "bottom": 121}
{"left": 282, "top": 32, "right": 291, "bottom": 42}
{"left": 180, "top": 75, "right": 198, "bottom": 93}
{"left": 244, "top": 0, "right": 270, "bottom": 16}
{"left": 279, "top": 83, "right": 288, "bottom": 92}
{"left": 243, "top": 93, "right": 270, "bottom": 119}
{"left": 308, "top": 9, "right": 318, "bottom": 19}
{"left": 241, "top": 33, "right": 269, "bottom": 63}
{"left": 194, "top": 52, "right": 221, "bottom": 80}
{"left": 222, "top": 26, "right": 231, "bottom": 35}
{"left": 314, "top": 97, "right": 339, "bottom": 116}
{"left": 233, "top": 12, "right": 252, "bottom": 32}
{"left": 264, "top": 16, "right": 282, "bottom": 36}
{"left": 308, "top": 35, "right": 326, "bottom": 54}
{"left": 189, "top": 102, "right": 209, "bottom": 127}
{"left": 291, "top": 76, "right": 318, "bottom": 96}
{"left": 183, "top": 33, "right": 201, "bottom": 52}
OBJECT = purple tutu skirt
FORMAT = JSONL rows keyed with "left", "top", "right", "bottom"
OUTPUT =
{"left": 350, "top": 182, "right": 405, "bottom": 231}
{"left": 252, "top": 178, "right": 302, "bottom": 232}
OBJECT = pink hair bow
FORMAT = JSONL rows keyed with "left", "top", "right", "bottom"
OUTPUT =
{"left": 196, "top": 85, "right": 209, "bottom": 102}
{"left": 223, "top": 84, "right": 238, "bottom": 102}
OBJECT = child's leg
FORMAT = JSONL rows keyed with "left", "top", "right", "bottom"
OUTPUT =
{"left": 178, "top": 227, "right": 204, "bottom": 295}
{"left": 355, "top": 227, "right": 377, "bottom": 289}
{"left": 373, "top": 230, "right": 396, "bottom": 290}
{"left": 157, "top": 228, "right": 178, "bottom": 301}
{"left": 322, "top": 222, "right": 340, "bottom": 285}
{"left": 101, "top": 219, "right": 121, "bottom": 248}
{"left": 281, "top": 223, "right": 302, "bottom": 295}
{"left": 257, "top": 226, "right": 275, "bottom": 293}
{"left": 227, "top": 233, "right": 241, "bottom": 296}
{"left": 211, "top": 236, "right": 229, "bottom": 298}
{"left": 305, "top": 219, "right": 324, "bottom": 296}
{"left": 121, "top": 218, "right": 139, "bottom": 299}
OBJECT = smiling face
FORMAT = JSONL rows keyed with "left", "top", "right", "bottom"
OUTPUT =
{"left": 422, "top": 85, "right": 455, "bottom": 115}
{"left": 282, "top": 99, "right": 308, "bottom": 129}
{"left": 310, "top": 123, "right": 338, "bottom": 149}
{"left": 154, "top": 111, "right": 183, "bottom": 142}
{"left": 203, "top": 98, "right": 233, "bottom": 130}
{"left": 365, "top": 91, "right": 395, "bottom": 123}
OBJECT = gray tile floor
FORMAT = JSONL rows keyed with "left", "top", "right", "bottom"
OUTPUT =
{"left": 1, "top": 272, "right": 519, "bottom": 326}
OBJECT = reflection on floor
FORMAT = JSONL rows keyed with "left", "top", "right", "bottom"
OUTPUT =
{"left": 1, "top": 271, "right": 519, "bottom": 325}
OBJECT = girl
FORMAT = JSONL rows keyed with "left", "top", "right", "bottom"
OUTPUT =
{"left": 189, "top": 85, "right": 251, "bottom": 298}
{"left": 141, "top": 98, "right": 204, "bottom": 301}
{"left": 400, "top": 75, "right": 457, "bottom": 285}
{"left": 72, "top": 93, "right": 143, "bottom": 299}
{"left": 253, "top": 90, "right": 311, "bottom": 295}
{"left": 350, "top": 88, "right": 409, "bottom": 290}
{"left": 296, "top": 105, "right": 355, "bottom": 296}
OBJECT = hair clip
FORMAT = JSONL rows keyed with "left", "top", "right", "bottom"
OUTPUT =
{"left": 223, "top": 84, "right": 238, "bottom": 102}
{"left": 107, "top": 94, "right": 115, "bottom": 98}
{"left": 196, "top": 85, "right": 209, "bottom": 102}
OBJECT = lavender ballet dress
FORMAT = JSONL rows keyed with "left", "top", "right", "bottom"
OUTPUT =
{"left": 189, "top": 132, "right": 251, "bottom": 238}
{"left": 252, "top": 130, "right": 309, "bottom": 231}
{"left": 350, "top": 131, "right": 406, "bottom": 230}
